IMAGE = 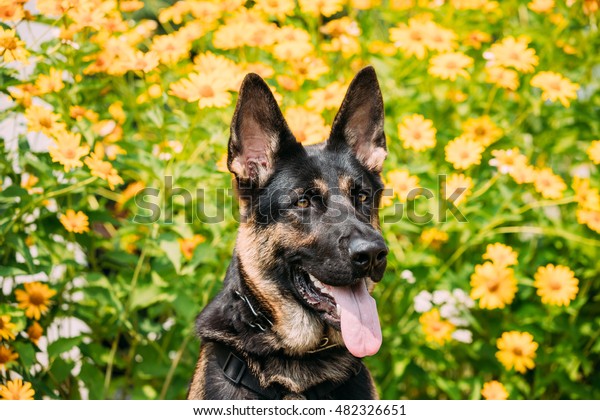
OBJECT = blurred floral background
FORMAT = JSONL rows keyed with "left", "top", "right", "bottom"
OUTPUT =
{"left": 1, "top": 0, "right": 600, "bottom": 400}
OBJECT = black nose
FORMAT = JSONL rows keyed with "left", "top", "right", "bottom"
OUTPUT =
{"left": 349, "top": 237, "right": 388, "bottom": 275}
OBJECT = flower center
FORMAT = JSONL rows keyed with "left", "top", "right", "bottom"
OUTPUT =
{"left": 199, "top": 84, "right": 214, "bottom": 98}
{"left": 475, "top": 127, "right": 487, "bottom": 136}
{"left": 410, "top": 31, "right": 423, "bottom": 41}
{"left": 39, "top": 116, "right": 53, "bottom": 128}
{"left": 29, "top": 291, "right": 46, "bottom": 306}
{"left": 512, "top": 347, "right": 523, "bottom": 356}
{"left": 64, "top": 149, "right": 76, "bottom": 159}
{"left": 487, "top": 279, "right": 500, "bottom": 293}
{"left": 445, "top": 60, "right": 458, "bottom": 69}
{"left": 0, "top": 38, "right": 17, "bottom": 49}
{"left": 549, "top": 279, "right": 562, "bottom": 291}
{"left": 548, "top": 80, "right": 561, "bottom": 91}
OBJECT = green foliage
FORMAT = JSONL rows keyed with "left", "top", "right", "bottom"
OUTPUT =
{"left": 1, "top": 0, "right": 600, "bottom": 400}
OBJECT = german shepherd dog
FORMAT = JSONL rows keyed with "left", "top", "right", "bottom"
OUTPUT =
{"left": 188, "top": 67, "right": 388, "bottom": 400}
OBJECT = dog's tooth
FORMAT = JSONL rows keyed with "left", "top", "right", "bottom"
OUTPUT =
{"left": 313, "top": 279, "right": 324, "bottom": 289}
{"left": 336, "top": 304, "right": 341, "bottom": 316}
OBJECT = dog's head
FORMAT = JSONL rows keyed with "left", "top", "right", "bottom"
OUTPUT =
{"left": 227, "top": 67, "right": 388, "bottom": 358}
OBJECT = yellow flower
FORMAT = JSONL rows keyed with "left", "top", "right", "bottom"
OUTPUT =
{"left": 169, "top": 72, "right": 232, "bottom": 109}
{"left": 419, "top": 308, "right": 455, "bottom": 345}
{"left": 272, "top": 40, "right": 314, "bottom": 61}
{"left": 534, "top": 264, "right": 579, "bottom": 306}
{"left": 0, "top": 345, "right": 19, "bottom": 369}
{"left": 25, "top": 106, "right": 65, "bottom": 137}
{"left": 444, "top": 173, "right": 473, "bottom": 205}
{"left": 15, "top": 282, "right": 57, "bottom": 320}
{"left": 464, "top": 30, "right": 491, "bottom": 49}
{"left": 423, "top": 23, "right": 457, "bottom": 53}
{"left": 120, "top": 0, "right": 144, "bottom": 12}
{"left": 123, "top": 50, "right": 159, "bottom": 73}
{"left": 298, "top": 0, "right": 344, "bottom": 17}
{"left": 84, "top": 153, "right": 124, "bottom": 190}
{"left": 398, "top": 114, "right": 437, "bottom": 151}
{"left": 470, "top": 262, "right": 517, "bottom": 309}
{"left": 429, "top": 52, "right": 473, "bottom": 81}
{"left": 48, "top": 131, "right": 90, "bottom": 172}
{"left": 35, "top": 68, "right": 65, "bottom": 94}
{"left": 0, "top": 315, "right": 16, "bottom": 341}
{"left": 107, "top": 102, "right": 126, "bottom": 125}
{"left": 485, "top": 66, "right": 520, "bottom": 90}
{"left": 489, "top": 36, "right": 539, "bottom": 73}
{"left": 577, "top": 208, "right": 600, "bottom": 234}
{"left": 293, "top": 56, "right": 329, "bottom": 81}
{"left": 510, "top": 161, "right": 537, "bottom": 184}
{"left": 533, "top": 168, "right": 566, "bottom": 199}
{"left": 255, "top": 0, "right": 296, "bottom": 17}
{"left": 351, "top": 0, "right": 380, "bottom": 8}
{"left": 59, "top": 209, "right": 90, "bottom": 234}
{"left": 0, "top": 0, "right": 25, "bottom": 21}
{"left": 483, "top": 243, "right": 518, "bottom": 267}
{"left": 0, "top": 379, "right": 35, "bottom": 400}
{"left": 70, "top": 106, "right": 99, "bottom": 122}
{"left": 193, "top": 52, "right": 242, "bottom": 90}
{"left": 284, "top": 107, "right": 330, "bottom": 146}
{"left": 389, "top": 18, "right": 430, "bottom": 60}
{"left": 0, "top": 28, "right": 29, "bottom": 63}
{"left": 150, "top": 34, "right": 190, "bottom": 64}
{"left": 587, "top": 140, "right": 600, "bottom": 164}
{"left": 419, "top": 228, "right": 448, "bottom": 249}
{"left": 212, "top": 22, "right": 250, "bottom": 50}
{"left": 179, "top": 235, "right": 206, "bottom": 260}
{"left": 445, "top": 136, "right": 484, "bottom": 170}
{"left": 462, "top": 116, "right": 502, "bottom": 147}
{"left": 531, "top": 71, "right": 580, "bottom": 107}
{"left": 490, "top": 148, "right": 528, "bottom": 175}
{"left": 386, "top": 170, "right": 420, "bottom": 202}
{"left": 496, "top": 331, "right": 538, "bottom": 373}
{"left": 451, "top": 0, "right": 495, "bottom": 9}
{"left": 573, "top": 177, "right": 600, "bottom": 211}
{"left": 27, "top": 322, "right": 44, "bottom": 346}
{"left": 528, "top": 0, "right": 554, "bottom": 13}
{"left": 306, "top": 82, "right": 347, "bottom": 112}
{"left": 481, "top": 381, "right": 508, "bottom": 400}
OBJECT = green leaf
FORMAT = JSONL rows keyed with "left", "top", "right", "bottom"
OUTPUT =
{"left": 159, "top": 237, "right": 182, "bottom": 273}
{"left": 49, "top": 358, "right": 74, "bottom": 384}
{"left": 0, "top": 265, "right": 28, "bottom": 276}
{"left": 130, "top": 284, "right": 174, "bottom": 310}
{"left": 48, "top": 337, "right": 83, "bottom": 359}
{"left": 12, "top": 341, "right": 37, "bottom": 367}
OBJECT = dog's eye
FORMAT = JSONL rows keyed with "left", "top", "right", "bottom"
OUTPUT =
{"left": 296, "top": 197, "right": 310, "bottom": 208}
{"left": 357, "top": 191, "right": 369, "bottom": 203}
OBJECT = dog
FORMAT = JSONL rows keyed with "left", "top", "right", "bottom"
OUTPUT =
{"left": 188, "top": 66, "right": 388, "bottom": 400}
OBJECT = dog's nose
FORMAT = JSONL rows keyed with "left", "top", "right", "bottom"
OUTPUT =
{"left": 349, "top": 238, "right": 388, "bottom": 275}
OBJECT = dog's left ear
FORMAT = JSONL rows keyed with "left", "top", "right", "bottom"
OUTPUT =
{"left": 328, "top": 66, "right": 387, "bottom": 173}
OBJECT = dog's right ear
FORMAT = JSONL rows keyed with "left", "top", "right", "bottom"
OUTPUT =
{"left": 227, "top": 73, "right": 298, "bottom": 187}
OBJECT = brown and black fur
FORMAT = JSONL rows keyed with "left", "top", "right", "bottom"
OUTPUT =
{"left": 188, "top": 67, "right": 388, "bottom": 400}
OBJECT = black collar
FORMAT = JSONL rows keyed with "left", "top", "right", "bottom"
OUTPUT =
{"left": 212, "top": 340, "right": 359, "bottom": 399}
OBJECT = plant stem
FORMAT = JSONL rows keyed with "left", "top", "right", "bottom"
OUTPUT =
{"left": 159, "top": 333, "right": 192, "bottom": 400}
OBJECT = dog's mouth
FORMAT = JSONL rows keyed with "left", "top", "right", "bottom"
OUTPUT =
{"left": 292, "top": 266, "right": 382, "bottom": 358}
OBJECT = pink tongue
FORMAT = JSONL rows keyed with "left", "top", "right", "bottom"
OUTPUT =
{"left": 327, "top": 281, "right": 382, "bottom": 358}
